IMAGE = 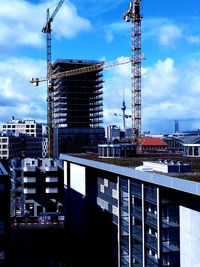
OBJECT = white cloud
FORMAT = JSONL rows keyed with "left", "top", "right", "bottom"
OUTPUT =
{"left": 1, "top": 55, "right": 200, "bottom": 134}
{"left": 53, "top": 2, "right": 91, "bottom": 39}
{"left": 0, "top": 57, "right": 47, "bottom": 123}
{"left": 186, "top": 35, "right": 200, "bottom": 45}
{"left": 0, "top": 0, "right": 91, "bottom": 49}
{"left": 103, "top": 55, "right": 200, "bottom": 133}
{"left": 157, "top": 24, "right": 182, "bottom": 47}
{"left": 142, "top": 58, "right": 179, "bottom": 101}
{"left": 105, "top": 32, "right": 114, "bottom": 43}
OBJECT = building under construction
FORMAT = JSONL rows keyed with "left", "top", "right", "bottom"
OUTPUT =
{"left": 51, "top": 59, "right": 105, "bottom": 157}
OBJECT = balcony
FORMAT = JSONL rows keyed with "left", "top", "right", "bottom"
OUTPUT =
{"left": 121, "top": 235, "right": 129, "bottom": 253}
{"left": 23, "top": 166, "right": 36, "bottom": 172}
{"left": 146, "top": 234, "right": 158, "bottom": 251}
{"left": 45, "top": 188, "right": 58, "bottom": 194}
{"left": 132, "top": 243, "right": 143, "bottom": 263}
{"left": 132, "top": 225, "right": 142, "bottom": 242}
{"left": 45, "top": 177, "right": 58, "bottom": 183}
{"left": 45, "top": 166, "right": 58, "bottom": 172}
{"left": 146, "top": 212, "right": 157, "bottom": 227}
{"left": 145, "top": 193, "right": 157, "bottom": 204}
{"left": 24, "top": 177, "right": 36, "bottom": 183}
{"left": 121, "top": 200, "right": 128, "bottom": 212}
{"left": 121, "top": 218, "right": 129, "bottom": 232}
{"left": 162, "top": 217, "right": 179, "bottom": 228}
{"left": 162, "top": 241, "right": 179, "bottom": 253}
{"left": 121, "top": 256, "right": 129, "bottom": 267}
{"left": 132, "top": 206, "right": 142, "bottom": 220}
{"left": 24, "top": 188, "right": 36, "bottom": 194}
{"left": 146, "top": 254, "right": 158, "bottom": 267}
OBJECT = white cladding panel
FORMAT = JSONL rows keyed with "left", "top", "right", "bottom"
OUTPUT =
{"left": 180, "top": 206, "right": 200, "bottom": 267}
{"left": 64, "top": 161, "right": 67, "bottom": 187}
{"left": 70, "top": 163, "right": 86, "bottom": 196}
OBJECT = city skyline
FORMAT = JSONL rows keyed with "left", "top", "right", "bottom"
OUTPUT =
{"left": 0, "top": 0, "right": 200, "bottom": 134}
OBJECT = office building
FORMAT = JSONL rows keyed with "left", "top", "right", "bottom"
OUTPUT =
{"left": 106, "top": 125, "right": 121, "bottom": 142}
{"left": 0, "top": 135, "right": 42, "bottom": 160}
{"left": 61, "top": 154, "right": 200, "bottom": 267}
{"left": 51, "top": 59, "right": 105, "bottom": 156}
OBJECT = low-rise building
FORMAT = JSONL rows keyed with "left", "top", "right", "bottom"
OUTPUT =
{"left": 98, "top": 143, "right": 136, "bottom": 158}
{"left": 140, "top": 137, "right": 168, "bottom": 153}
{"left": 135, "top": 159, "right": 191, "bottom": 173}
{"left": 183, "top": 143, "right": 200, "bottom": 157}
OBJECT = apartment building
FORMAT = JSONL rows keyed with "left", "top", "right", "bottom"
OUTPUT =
{"left": 0, "top": 162, "right": 10, "bottom": 266}
{"left": 10, "top": 158, "right": 64, "bottom": 221}
{"left": 60, "top": 154, "right": 200, "bottom": 267}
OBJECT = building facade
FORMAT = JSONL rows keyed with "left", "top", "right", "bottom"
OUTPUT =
{"left": 51, "top": 59, "right": 105, "bottom": 156}
{"left": 2, "top": 119, "right": 42, "bottom": 137}
{"left": 61, "top": 154, "right": 200, "bottom": 267}
{"left": 10, "top": 158, "right": 64, "bottom": 222}
{"left": 0, "top": 162, "right": 10, "bottom": 266}
{"left": 0, "top": 135, "right": 42, "bottom": 160}
{"left": 106, "top": 125, "right": 121, "bottom": 142}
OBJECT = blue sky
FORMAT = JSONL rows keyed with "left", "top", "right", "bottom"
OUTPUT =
{"left": 0, "top": 0, "right": 200, "bottom": 134}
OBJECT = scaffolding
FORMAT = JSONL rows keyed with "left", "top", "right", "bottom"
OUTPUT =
{"left": 51, "top": 59, "right": 105, "bottom": 155}
{"left": 51, "top": 59, "right": 104, "bottom": 128}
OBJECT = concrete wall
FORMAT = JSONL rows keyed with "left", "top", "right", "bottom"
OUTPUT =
{"left": 180, "top": 206, "right": 200, "bottom": 267}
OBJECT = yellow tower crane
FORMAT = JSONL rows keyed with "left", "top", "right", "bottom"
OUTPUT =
{"left": 30, "top": 58, "right": 132, "bottom": 156}
{"left": 42, "top": 0, "right": 64, "bottom": 157}
{"left": 123, "top": 0, "right": 142, "bottom": 144}
{"left": 30, "top": 58, "right": 131, "bottom": 85}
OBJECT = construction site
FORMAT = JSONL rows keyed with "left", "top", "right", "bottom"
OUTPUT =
{"left": 30, "top": 0, "right": 142, "bottom": 159}
{"left": 9, "top": 1, "right": 199, "bottom": 267}
{"left": 29, "top": 0, "right": 200, "bottom": 175}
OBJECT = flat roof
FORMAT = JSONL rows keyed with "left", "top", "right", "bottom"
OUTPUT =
{"left": 53, "top": 59, "right": 104, "bottom": 65}
{"left": 60, "top": 154, "right": 200, "bottom": 197}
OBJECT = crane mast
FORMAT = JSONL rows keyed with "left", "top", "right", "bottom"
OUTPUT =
{"left": 123, "top": 0, "right": 142, "bottom": 144}
{"left": 42, "top": 0, "right": 64, "bottom": 157}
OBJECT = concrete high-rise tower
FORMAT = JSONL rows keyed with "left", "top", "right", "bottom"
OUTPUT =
{"left": 174, "top": 120, "right": 179, "bottom": 133}
{"left": 51, "top": 59, "right": 105, "bottom": 157}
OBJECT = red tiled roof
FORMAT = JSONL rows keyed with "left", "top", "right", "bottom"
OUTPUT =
{"left": 140, "top": 137, "right": 167, "bottom": 146}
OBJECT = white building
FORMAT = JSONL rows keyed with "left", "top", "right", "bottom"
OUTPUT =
{"left": 2, "top": 118, "right": 42, "bottom": 137}
{"left": 105, "top": 125, "right": 121, "bottom": 142}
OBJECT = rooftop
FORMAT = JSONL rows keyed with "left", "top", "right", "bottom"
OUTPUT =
{"left": 60, "top": 153, "right": 200, "bottom": 196}
{"left": 63, "top": 153, "right": 200, "bottom": 183}
{"left": 140, "top": 137, "right": 167, "bottom": 146}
